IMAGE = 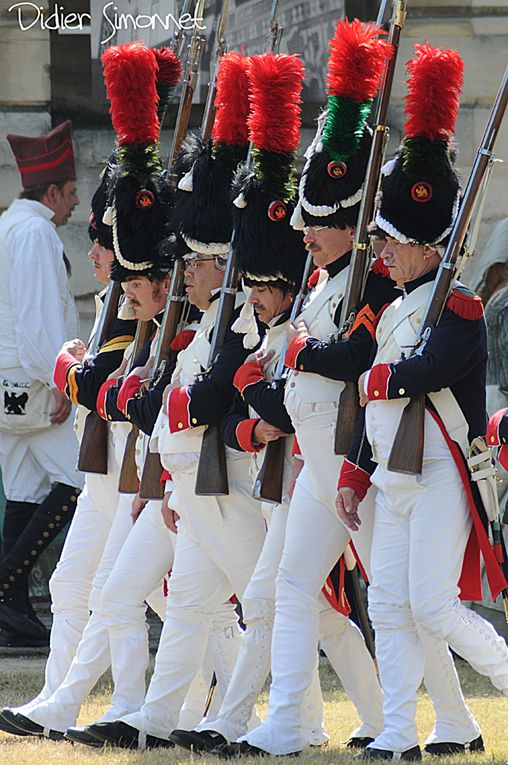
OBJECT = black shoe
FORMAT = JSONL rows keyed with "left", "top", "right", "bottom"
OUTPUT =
{"left": 64, "top": 726, "right": 110, "bottom": 747}
{"left": 346, "top": 737, "right": 375, "bottom": 749}
{"left": 169, "top": 728, "right": 228, "bottom": 753}
{"left": 77, "top": 721, "right": 175, "bottom": 750}
{"left": 424, "top": 735, "right": 484, "bottom": 756}
{"left": 0, "top": 604, "right": 49, "bottom": 642}
{"left": 0, "top": 709, "right": 34, "bottom": 736}
{"left": 0, "top": 709, "right": 64, "bottom": 740}
{"left": 0, "top": 626, "right": 49, "bottom": 647}
{"left": 219, "top": 742, "right": 301, "bottom": 759}
{"left": 356, "top": 745, "right": 422, "bottom": 761}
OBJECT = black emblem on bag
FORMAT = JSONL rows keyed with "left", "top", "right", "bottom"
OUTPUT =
{"left": 4, "top": 391, "right": 28, "bottom": 415}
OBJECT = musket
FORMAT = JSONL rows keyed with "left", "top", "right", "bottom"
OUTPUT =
{"left": 167, "top": 0, "right": 206, "bottom": 173}
{"left": 387, "top": 64, "right": 508, "bottom": 475}
{"left": 172, "top": 0, "right": 194, "bottom": 60}
{"left": 252, "top": 253, "right": 313, "bottom": 504}
{"left": 194, "top": 0, "right": 283, "bottom": 496}
{"left": 77, "top": 280, "right": 123, "bottom": 474}
{"left": 200, "top": 0, "right": 231, "bottom": 140}
{"left": 117, "top": 319, "right": 153, "bottom": 493}
{"left": 333, "top": 0, "right": 406, "bottom": 456}
{"left": 138, "top": 263, "right": 187, "bottom": 499}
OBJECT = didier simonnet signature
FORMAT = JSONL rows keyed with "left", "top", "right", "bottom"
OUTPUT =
{"left": 8, "top": 2, "right": 206, "bottom": 44}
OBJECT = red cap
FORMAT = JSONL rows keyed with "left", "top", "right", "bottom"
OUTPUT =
{"left": 7, "top": 120, "right": 76, "bottom": 189}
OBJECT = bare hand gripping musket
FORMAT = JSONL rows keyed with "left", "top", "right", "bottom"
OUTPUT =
{"left": 77, "top": 280, "right": 123, "bottom": 474}
{"left": 334, "top": 0, "right": 406, "bottom": 456}
{"left": 194, "top": 0, "right": 283, "bottom": 496}
{"left": 388, "top": 65, "right": 508, "bottom": 475}
{"left": 252, "top": 253, "right": 313, "bottom": 504}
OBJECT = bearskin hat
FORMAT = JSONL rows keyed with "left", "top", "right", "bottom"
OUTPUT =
{"left": 375, "top": 42, "right": 464, "bottom": 245}
{"left": 291, "top": 19, "right": 392, "bottom": 231}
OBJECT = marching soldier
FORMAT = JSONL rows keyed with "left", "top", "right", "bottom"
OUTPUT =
{"left": 0, "top": 121, "right": 83, "bottom": 646}
{"left": 169, "top": 44, "right": 382, "bottom": 756}
{"left": 337, "top": 43, "right": 508, "bottom": 760}
{"left": 239, "top": 22, "right": 486, "bottom": 759}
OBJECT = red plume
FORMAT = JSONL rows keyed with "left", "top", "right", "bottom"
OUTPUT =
{"left": 247, "top": 53, "right": 304, "bottom": 154}
{"left": 404, "top": 42, "right": 464, "bottom": 140}
{"left": 154, "top": 46, "right": 182, "bottom": 86}
{"left": 102, "top": 42, "right": 160, "bottom": 146}
{"left": 212, "top": 52, "right": 250, "bottom": 147}
{"left": 327, "top": 19, "right": 393, "bottom": 103}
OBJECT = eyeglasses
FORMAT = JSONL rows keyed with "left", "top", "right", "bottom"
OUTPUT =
{"left": 302, "top": 225, "right": 331, "bottom": 237}
{"left": 183, "top": 255, "right": 218, "bottom": 268}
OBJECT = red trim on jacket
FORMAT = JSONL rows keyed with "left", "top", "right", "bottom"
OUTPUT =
{"left": 161, "top": 468, "right": 172, "bottom": 484}
{"left": 53, "top": 351, "right": 79, "bottom": 393}
{"left": 235, "top": 418, "right": 262, "bottom": 452}
{"left": 168, "top": 385, "right": 191, "bottom": 433}
{"left": 487, "top": 408, "right": 506, "bottom": 447}
{"left": 234, "top": 360, "right": 265, "bottom": 396}
{"left": 428, "top": 408, "right": 507, "bottom": 602}
{"left": 366, "top": 363, "right": 391, "bottom": 400}
{"left": 285, "top": 334, "right": 309, "bottom": 370}
{"left": 351, "top": 305, "right": 376, "bottom": 339}
{"left": 170, "top": 328, "right": 196, "bottom": 352}
{"left": 447, "top": 289, "right": 484, "bottom": 320}
{"left": 322, "top": 556, "right": 351, "bottom": 616}
{"left": 338, "top": 458, "right": 372, "bottom": 501}
{"left": 292, "top": 437, "right": 301, "bottom": 457}
{"left": 307, "top": 267, "right": 322, "bottom": 289}
{"left": 117, "top": 375, "right": 142, "bottom": 416}
{"left": 96, "top": 378, "right": 118, "bottom": 420}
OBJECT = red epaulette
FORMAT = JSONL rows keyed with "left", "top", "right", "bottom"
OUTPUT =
{"left": 446, "top": 286, "right": 484, "bottom": 321}
{"left": 371, "top": 256, "right": 391, "bottom": 279}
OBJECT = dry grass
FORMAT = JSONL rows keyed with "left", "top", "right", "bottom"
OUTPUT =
{"left": 0, "top": 658, "right": 506, "bottom": 764}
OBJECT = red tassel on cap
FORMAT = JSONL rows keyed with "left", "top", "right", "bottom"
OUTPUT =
{"left": 212, "top": 52, "right": 251, "bottom": 148}
{"left": 247, "top": 53, "right": 304, "bottom": 154}
{"left": 404, "top": 42, "right": 464, "bottom": 141}
{"left": 327, "top": 19, "right": 393, "bottom": 103}
{"left": 102, "top": 41, "right": 160, "bottom": 146}
{"left": 154, "top": 46, "right": 182, "bottom": 86}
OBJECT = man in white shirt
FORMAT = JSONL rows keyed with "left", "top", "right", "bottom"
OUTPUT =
{"left": 0, "top": 121, "right": 84, "bottom": 647}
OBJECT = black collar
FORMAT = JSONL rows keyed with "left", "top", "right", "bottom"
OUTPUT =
{"left": 326, "top": 250, "right": 352, "bottom": 278}
{"left": 404, "top": 268, "right": 438, "bottom": 295}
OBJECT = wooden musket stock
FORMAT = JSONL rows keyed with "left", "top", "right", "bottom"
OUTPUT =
{"left": 334, "top": 0, "right": 406, "bottom": 456}
{"left": 388, "top": 64, "right": 508, "bottom": 475}
{"left": 78, "top": 281, "right": 122, "bottom": 474}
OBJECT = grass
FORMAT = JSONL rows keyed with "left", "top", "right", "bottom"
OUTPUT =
{"left": 0, "top": 658, "right": 506, "bottom": 764}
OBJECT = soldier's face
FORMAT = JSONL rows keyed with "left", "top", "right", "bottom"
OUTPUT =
{"left": 123, "top": 276, "right": 169, "bottom": 320}
{"left": 184, "top": 254, "right": 224, "bottom": 310}
{"left": 248, "top": 284, "right": 293, "bottom": 325}
{"left": 303, "top": 225, "right": 354, "bottom": 268}
{"left": 88, "top": 241, "right": 114, "bottom": 284}
{"left": 381, "top": 237, "right": 440, "bottom": 287}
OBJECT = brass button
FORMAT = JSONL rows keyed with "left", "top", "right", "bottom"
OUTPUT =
{"left": 49, "top": 523, "right": 55, "bottom": 529}
{"left": 398, "top": 388, "right": 405, "bottom": 396}
{"left": 178, "top": 422, "right": 184, "bottom": 429}
{"left": 490, "top": 435, "right": 496, "bottom": 443}
{"left": 127, "top": 414, "right": 131, "bottom": 420}
{"left": 24, "top": 560, "right": 30, "bottom": 566}
{"left": 191, "top": 417, "right": 197, "bottom": 425}
{"left": 55, "top": 515, "right": 61, "bottom": 521}
{"left": 108, "top": 415, "right": 112, "bottom": 421}
{"left": 31, "top": 550, "right": 37, "bottom": 556}
{"left": 63, "top": 506, "right": 68, "bottom": 512}
{"left": 0, "top": 592, "right": 4, "bottom": 598}
{"left": 70, "top": 495, "right": 76, "bottom": 502}
{"left": 9, "top": 576, "right": 15, "bottom": 582}
{"left": 373, "top": 390, "right": 380, "bottom": 397}
{"left": 4, "top": 583, "right": 10, "bottom": 589}
{"left": 43, "top": 531, "right": 50, "bottom": 538}
{"left": 37, "top": 540, "right": 43, "bottom": 546}
{"left": 16, "top": 568, "right": 22, "bottom": 574}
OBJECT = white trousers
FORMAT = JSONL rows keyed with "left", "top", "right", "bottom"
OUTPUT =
{"left": 120, "top": 457, "right": 267, "bottom": 740}
{"left": 27, "top": 489, "right": 139, "bottom": 731}
{"left": 368, "top": 451, "right": 508, "bottom": 753}
{"left": 0, "top": 406, "right": 83, "bottom": 502}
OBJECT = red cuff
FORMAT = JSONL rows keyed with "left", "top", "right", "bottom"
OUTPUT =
{"left": 235, "top": 418, "right": 262, "bottom": 452}
{"left": 53, "top": 351, "right": 79, "bottom": 393}
{"left": 285, "top": 334, "right": 309, "bottom": 370}
{"left": 487, "top": 408, "right": 507, "bottom": 447}
{"left": 338, "top": 458, "right": 372, "bottom": 501}
{"left": 96, "top": 378, "right": 118, "bottom": 420}
{"left": 234, "top": 360, "right": 265, "bottom": 395}
{"left": 170, "top": 328, "right": 196, "bottom": 352}
{"left": 499, "top": 445, "right": 508, "bottom": 472}
{"left": 168, "top": 385, "right": 192, "bottom": 433}
{"left": 117, "top": 375, "right": 142, "bottom": 416}
{"left": 366, "top": 364, "right": 391, "bottom": 401}
{"left": 161, "top": 468, "right": 173, "bottom": 484}
{"left": 292, "top": 437, "right": 301, "bottom": 457}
